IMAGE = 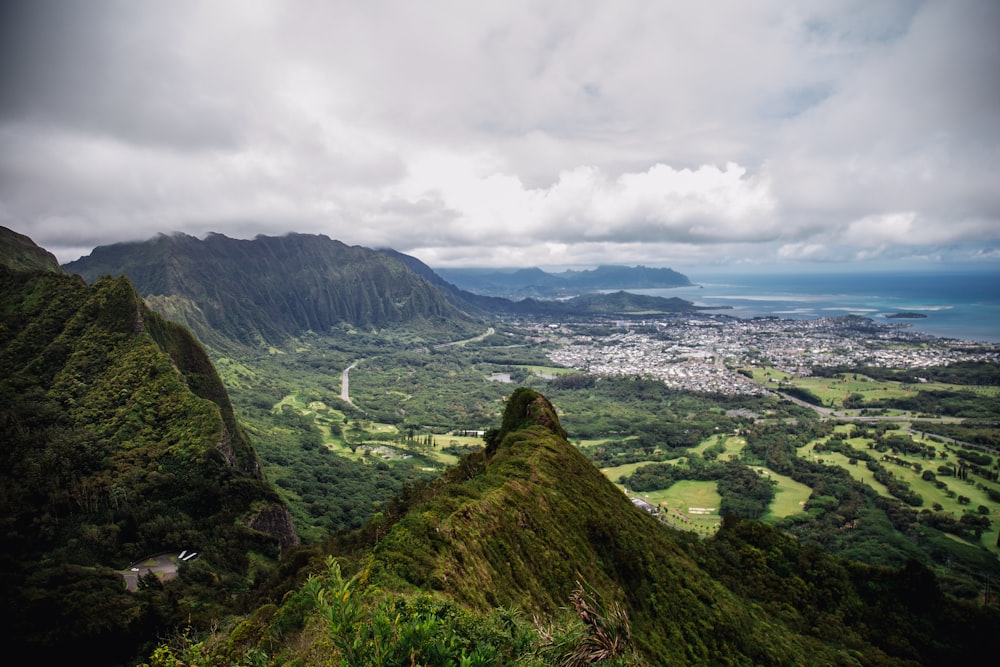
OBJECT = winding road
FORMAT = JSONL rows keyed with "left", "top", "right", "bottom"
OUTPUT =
{"left": 341, "top": 361, "right": 359, "bottom": 405}
{"left": 339, "top": 327, "right": 495, "bottom": 407}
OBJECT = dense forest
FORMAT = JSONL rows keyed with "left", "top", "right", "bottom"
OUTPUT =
{"left": 0, "top": 256, "right": 296, "bottom": 663}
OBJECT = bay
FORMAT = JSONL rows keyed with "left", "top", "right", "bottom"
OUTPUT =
{"left": 630, "top": 270, "right": 1000, "bottom": 343}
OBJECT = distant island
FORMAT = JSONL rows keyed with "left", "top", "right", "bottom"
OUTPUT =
{"left": 435, "top": 264, "right": 692, "bottom": 299}
{"left": 884, "top": 312, "right": 928, "bottom": 319}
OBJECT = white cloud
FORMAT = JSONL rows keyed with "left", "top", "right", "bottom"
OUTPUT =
{"left": 0, "top": 0, "right": 998, "bottom": 269}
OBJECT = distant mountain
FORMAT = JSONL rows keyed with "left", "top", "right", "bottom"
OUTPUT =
{"left": 186, "top": 388, "right": 1000, "bottom": 665}
{"left": 436, "top": 263, "right": 692, "bottom": 298}
{"left": 0, "top": 238, "right": 297, "bottom": 662}
{"left": 65, "top": 232, "right": 475, "bottom": 349}
{"left": 534, "top": 290, "right": 702, "bottom": 315}
{"left": 0, "top": 225, "right": 63, "bottom": 273}
{"left": 384, "top": 249, "right": 705, "bottom": 318}
{"left": 563, "top": 264, "right": 692, "bottom": 289}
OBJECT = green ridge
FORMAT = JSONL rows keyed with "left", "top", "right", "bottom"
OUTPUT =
{"left": 179, "top": 388, "right": 999, "bottom": 665}
{"left": 0, "top": 255, "right": 297, "bottom": 664}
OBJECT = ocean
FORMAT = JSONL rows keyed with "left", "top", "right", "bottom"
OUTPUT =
{"left": 630, "top": 270, "right": 1000, "bottom": 343}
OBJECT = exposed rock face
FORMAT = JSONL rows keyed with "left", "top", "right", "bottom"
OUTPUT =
{"left": 248, "top": 503, "right": 300, "bottom": 550}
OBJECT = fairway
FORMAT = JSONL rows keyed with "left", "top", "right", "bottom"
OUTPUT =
{"left": 690, "top": 434, "right": 746, "bottom": 460}
{"left": 631, "top": 480, "right": 723, "bottom": 535}
{"left": 751, "top": 467, "right": 812, "bottom": 520}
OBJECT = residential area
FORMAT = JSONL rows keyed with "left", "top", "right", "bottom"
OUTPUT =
{"left": 544, "top": 315, "right": 1000, "bottom": 394}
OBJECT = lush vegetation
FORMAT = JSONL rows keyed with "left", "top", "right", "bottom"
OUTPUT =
{"left": 65, "top": 232, "right": 476, "bottom": 349}
{"left": 9, "top": 226, "right": 997, "bottom": 664}
{"left": 0, "top": 266, "right": 294, "bottom": 664}
{"left": 143, "top": 389, "right": 1000, "bottom": 666}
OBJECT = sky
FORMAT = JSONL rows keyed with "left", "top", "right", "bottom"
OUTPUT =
{"left": 1, "top": 0, "right": 999, "bottom": 271}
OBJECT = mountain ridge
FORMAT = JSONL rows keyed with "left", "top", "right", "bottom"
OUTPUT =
{"left": 184, "top": 387, "right": 1000, "bottom": 665}
{"left": 0, "top": 225, "right": 64, "bottom": 273}
{"left": 0, "top": 229, "right": 298, "bottom": 662}
{"left": 65, "top": 232, "right": 476, "bottom": 349}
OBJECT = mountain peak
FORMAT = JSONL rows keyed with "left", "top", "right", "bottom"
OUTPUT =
{"left": 0, "top": 226, "right": 64, "bottom": 274}
{"left": 494, "top": 387, "right": 568, "bottom": 445}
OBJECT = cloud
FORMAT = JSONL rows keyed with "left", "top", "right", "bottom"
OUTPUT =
{"left": 390, "top": 158, "right": 777, "bottom": 247}
{"left": 0, "top": 0, "right": 998, "bottom": 269}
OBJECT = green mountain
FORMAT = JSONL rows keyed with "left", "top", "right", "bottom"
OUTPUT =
{"left": 64, "top": 232, "right": 475, "bottom": 349}
{"left": 517, "top": 290, "right": 705, "bottom": 317}
{"left": 177, "top": 388, "right": 998, "bottom": 666}
{"left": 0, "top": 225, "right": 63, "bottom": 273}
{"left": 384, "top": 248, "right": 705, "bottom": 318}
{"left": 0, "top": 240, "right": 297, "bottom": 663}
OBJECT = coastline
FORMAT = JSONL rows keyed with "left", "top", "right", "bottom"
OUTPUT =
{"left": 629, "top": 270, "right": 1000, "bottom": 344}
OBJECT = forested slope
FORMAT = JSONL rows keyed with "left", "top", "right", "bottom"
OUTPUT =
{"left": 65, "top": 232, "right": 475, "bottom": 349}
{"left": 0, "top": 258, "right": 297, "bottom": 664}
{"left": 172, "top": 389, "right": 999, "bottom": 666}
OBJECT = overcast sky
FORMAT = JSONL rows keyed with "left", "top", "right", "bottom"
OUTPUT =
{"left": 2, "top": 0, "right": 998, "bottom": 271}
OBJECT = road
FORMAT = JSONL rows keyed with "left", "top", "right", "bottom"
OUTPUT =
{"left": 119, "top": 551, "right": 197, "bottom": 591}
{"left": 434, "top": 327, "right": 495, "bottom": 348}
{"left": 341, "top": 361, "right": 359, "bottom": 405}
{"left": 339, "top": 328, "right": 495, "bottom": 409}
{"left": 775, "top": 391, "right": 996, "bottom": 452}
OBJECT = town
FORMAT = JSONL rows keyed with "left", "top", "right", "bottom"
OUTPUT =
{"left": 543, "top": 314, "right": 1000, "bottom": 395}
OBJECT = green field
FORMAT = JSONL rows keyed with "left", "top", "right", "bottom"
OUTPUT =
{"left": 517, "top": 365, "right": 574, "bottom": 377}
{"left": 746, "top": 367, "right": 926, "bottom": 408}
{"left": 799, "top": 432, "right": 1000, "bottom": 554}
{"left": 637, "top": 480, "right": 723, "bottom": 535}
{"left": 690, "top": 434, "right": 746, "bottom": 460}
{"left": 216, "top": 324, "right": 1000, "bottom": 588}
{"left": 274, "top": 392, "right": 471, "bottom": 467}
{"left": 751, "top": 467, "right": 812, "bottom": 520}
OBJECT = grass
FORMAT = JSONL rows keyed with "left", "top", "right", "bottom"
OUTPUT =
{"left": 795, "top": 375, "right": 915, "bottom": 407}
{"left": 800, "top": 444, "right": 894, "bottom": 498}
{"left": 638, "top": 480, "right": 723, "bottom": 535}
{"left": 742, "top": 367, "right": 975, "bottom": 410}
{"left": 517, "top": 365, "right": 574, "bottom": 377}
{"left": 274, "top": 392, "right": 476, "bottom": 467}
{"left": 796, "top": 432, "right": 1000, "bottom": 555}
{"left": 920, "top": 382, "right": 1000, "bottom": 396}
{"left": 751, "top": 467, "right": 812, "bottom": 520}
{"left": 690, "top": 434, "right": 747, "bottom": 460}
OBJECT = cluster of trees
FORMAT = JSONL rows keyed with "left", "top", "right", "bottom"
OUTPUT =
{"left": 142, "top": 389, "right": 1000, "bottom": 666}
{"left": 740, "top": 419, "right": 1000, "bottom": 597}
{"left": 914, "top": 420, "right": 1000, "bottom": 448}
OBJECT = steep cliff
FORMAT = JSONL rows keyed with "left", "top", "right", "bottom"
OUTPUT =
{"left": 0, "top": 246, "right": 297, "bottom": 662}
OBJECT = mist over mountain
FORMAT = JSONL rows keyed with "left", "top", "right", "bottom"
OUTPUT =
{"left": 65, "top": 232, "right": 474, "bottom": 349}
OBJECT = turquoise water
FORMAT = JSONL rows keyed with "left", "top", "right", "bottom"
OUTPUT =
{"left": 633, "top": 270, "right": 1000, "bottom": 343}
